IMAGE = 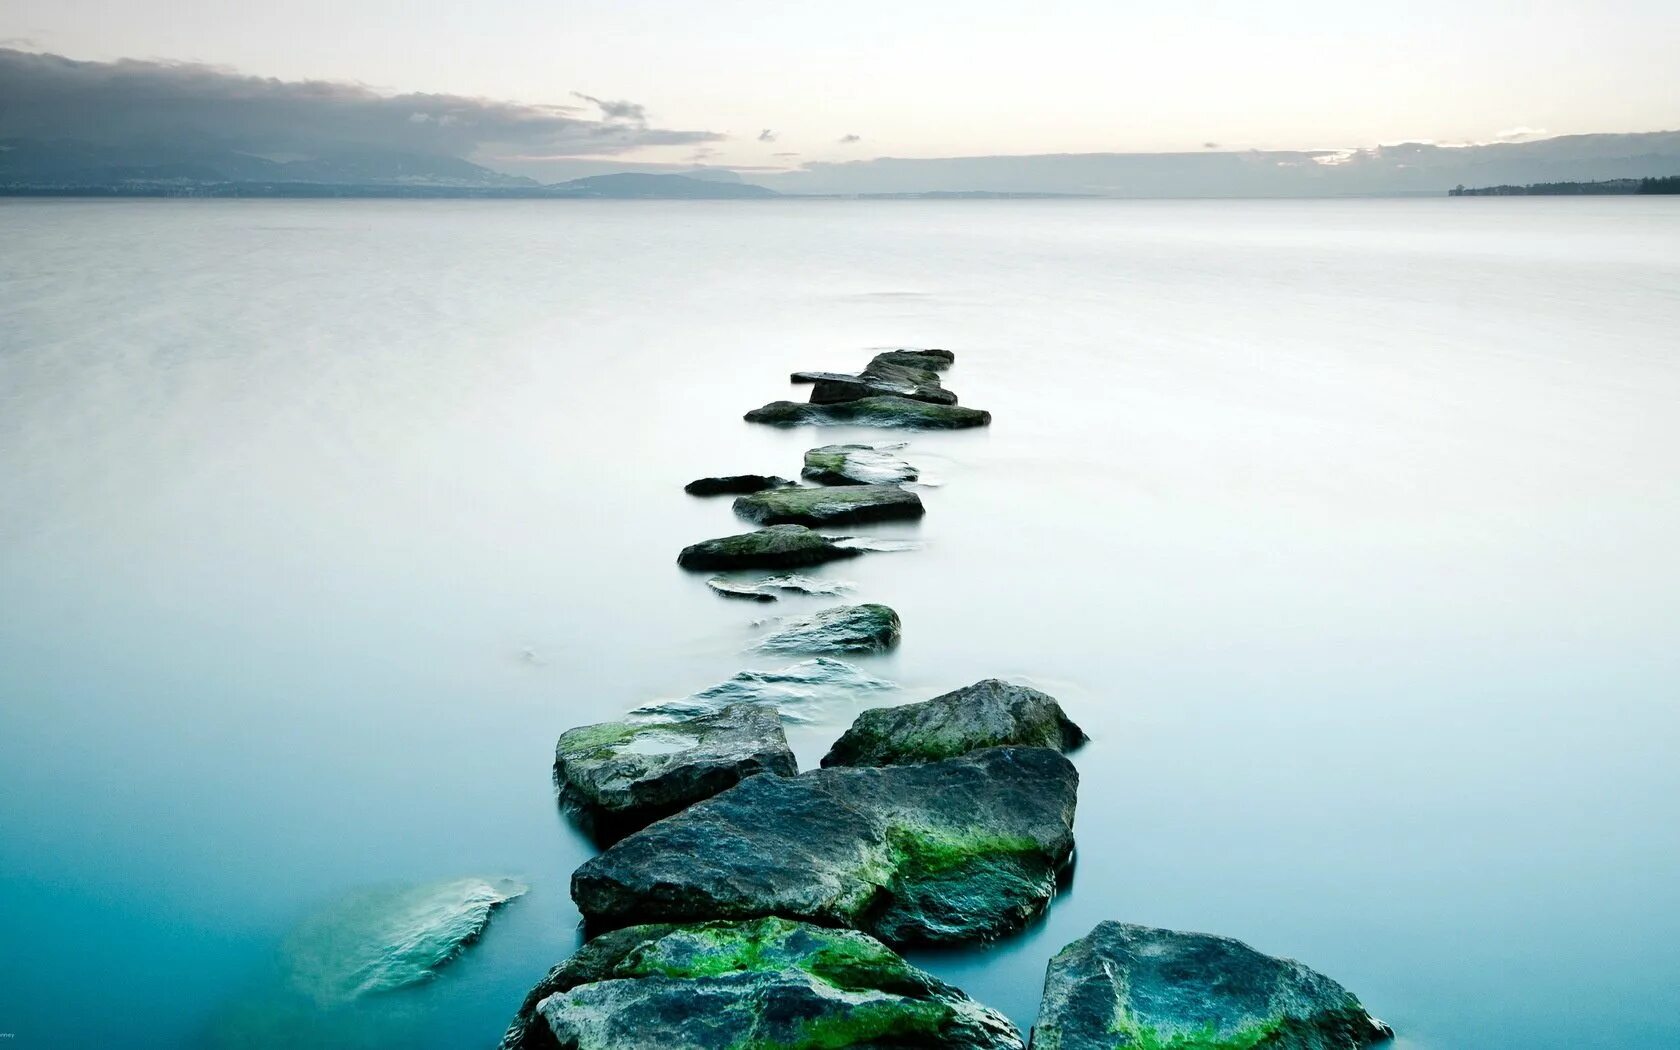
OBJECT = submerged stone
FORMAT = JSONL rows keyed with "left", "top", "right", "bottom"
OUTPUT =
{"left": 571, "top": 746, "right": 1078, "bottom": 947}
{"left": 556, "top": 704, "right": 797, "bottom": 843}
{"left": 758, "top": 602, "right": 902, "bottom": 654}
{"left": 499, "top": 918, "right": 1023, "bottom": 1050}
{"left": 677, "top": 524, "right": 861, "bottom": 570}
{"left": 1032, "top": 922, "right": 1395, "bottom": 1050}
{"left": 705, "top": 574, "right": 854, "bottom": 602}
{"left": 684, "top": 474, "right": 794, "bottom": 496}
{"left": 745, "top": 396, "right": 991, "bottom": 430}
{"left": 628, "top": 657, "right": 895, "bottom": 725}
{"left": 281, "top": 877, "right": 527, "bottom": 1006}
{"left": 803, "top": 443, "right": 919, "bottom": 485}
{"left": 823, "top": 679, "right": 1087, "bottom": 768}
{"left": 733, "top": 484, "right": 925, "bottom": 526}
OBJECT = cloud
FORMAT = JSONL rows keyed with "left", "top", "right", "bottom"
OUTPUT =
{"left": 772, "top": 151, "right": 800, "bottom": 157}
{"left": 1494, "top": 125, "right": 1549, "bottom": 142}
{"left": 838, "top": 133, "right": 862, "bottom": 144}
{"left": 0, "top": 47, "right": 718, "bottom": 159}
{"left": 757, "top": 129, "right": 776, "bottom": 142}
{"left": 571, "top": 91, "right": 647, "bottom": 126}
{"left": 1202, "top": 141, "right": 1219, "bottom": 149}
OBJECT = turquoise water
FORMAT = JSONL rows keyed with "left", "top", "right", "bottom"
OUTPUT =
{"left": 1, "top": 197, "right": 1677, "bottom": 1047}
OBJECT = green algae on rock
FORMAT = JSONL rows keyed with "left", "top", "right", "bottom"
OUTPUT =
{"left": 1031, "top": 922, "right": 1395, "bottom": 1050}
{"left": 802, "top": 443, "right": 919, "bottom": 485}
{"left": 733, "top": 483, "right": 925, "bottom": 527}
{"left": 823, "top": 679, "right": 1087, "bottom": 768}
{"left": 498, "top": 918, "right": 1023, "bottom": 1050}
{"left": 745, "top": 395, "right": 991, "bottom": 430}
{"left": 556, "top": 703, "right": 797, "bottom": 843}
{"left": 570, "top": 746, "right": 1077, "bottom": 947}
{"left": 684, "top": 474, "right": 795, "bottom": 496}
{"left": 757, "top": 602, "right": 902, "bottom": 654}
{"left": 678, "top": 524, "right": 861, "bottom": 571}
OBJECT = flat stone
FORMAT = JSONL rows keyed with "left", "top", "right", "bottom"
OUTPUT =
{"left": 745, "top": 396, "right": 991, "bottom": 429}
{"left": 733, "top": 484, "right": 925, "bottom": 527}
{"left": 684, "top": 474, "right": 794, "bottom": 496}
{"left": 1032, "top": 922, "right": 1395, "bottom": 1050}
{"left": 803, "top": 443, "right": 919, "bottom": 485}
{"left": 704, "top": 577, "right": 780, "bottom": 601}
{"left": 869, "top": 348, "right": 955, "bottom": 371}
{"left": 705, "top": 574, "right": 854, "bottom": 602}
{"left": 570, "top": 746, "right": 1078, "bottom": 947}
{"left": 791, "top": 369, "right": 959, "bottom": 406}
{"left": 758, "top": 602, "right": 902, "bottom": 654}
{"left": 677, "top": 524, "right": 861, "bottom": 570}
{"left": 556, "top": 704, "right": 797, "bottom": 843}
{"left": 823, "top": 679, "right": 1087, "bottom": 768}
{"left": 628, "top": 658, "right": 895, "bottom": 725}
{"left": 498, "top": 918, "right": 1023, "bottom": 1050}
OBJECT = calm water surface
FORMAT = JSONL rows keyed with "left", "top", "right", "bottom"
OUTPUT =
{"left": 2, "top": 198, "right": 1677, "bottom": 1048}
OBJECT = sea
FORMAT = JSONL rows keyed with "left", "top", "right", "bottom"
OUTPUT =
{"left": 2, "top": 196, "right": 1677, "bottom": 1048}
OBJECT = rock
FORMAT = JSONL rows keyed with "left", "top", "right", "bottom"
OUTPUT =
{"left": 280, "top": 877, "right": 527, "bottom": 1006}
{"left": 1031, "top": 922, "right": 1395, "bottom": 1050}
{"left": 684, "top": 474, "right": 794, "bottom": 496}
{"left": 791, "top": 369, "right": 959, "bottom": 407}
{"left": 677, "top": 525, "right": 861, "bottom": 570}
{"left": 629, "top": 658, "right": 895, "bottom": 724}
{"left": 571, "top": 746, "right": 1078, "bottom": 947}
{"left": 733, "top": 484, "right": 925, "bottom": 527}
{"left": 556, "top": 704, "right": 797, "bottom": 843}
{"left": 823, "top": 679, "right": 1087, "bottom": 768}
{"left": 869, "top": 348, "right": 955, "bottom": 372}
{"left": 745, "top": 396, "right": 991, "bottom": 429}
{"left": 499, "top": 918, "right": 1024, "bottom": 1050}
{"left": 803, "top": 443, "right": 919, "bottom": 485}
{"left": 758, "top": 603, "right": 902, "bottom": 654}
{"left": 705, "top": 574, "right": 854, "bottom": 602}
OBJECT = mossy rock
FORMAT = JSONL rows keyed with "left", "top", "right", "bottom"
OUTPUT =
{"left": 1031, "top": 922, "right": 1394, "bottom": 1050}
{"left": 757, "top": 603, "right": 902, "bottom": 654}
{"left": 499, "top": 918, "right": 1023, "bottom": 1050}
{"left": 571, "top": 746, "right": 1078, "bottom": 947}
{"left": 685, "top": 474, "right": 794, "bottom": 496}
{"left": 745, "top": 396, "right": 991, "bottom": 430}
{"left": 733, "top": 484, "right": 925, "bottom": 527}
{"left": 802, "top": 444, "right": 919, "bottom": 485}
{"left": 555, "top": 703, "right": 797, "bottom": 844}
{"left": 869, "top": 349, "right": 955, "bottom": 372}
{"left": 823, "top": 679, "right": 1087, "bottom": 768}
{"left": 678, "top": 525, "right": 861, "bottom": 571}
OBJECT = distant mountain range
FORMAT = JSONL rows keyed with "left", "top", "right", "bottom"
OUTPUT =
{"left": 0, "top": 139, "right": 776, "bottom": 198}
{"left": 4, "top": 131, "right": 1679, "bottom": 199}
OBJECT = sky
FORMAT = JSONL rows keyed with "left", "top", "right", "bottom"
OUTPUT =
{"left": 2, "top": 0, "right": 1676, "bottom": 180}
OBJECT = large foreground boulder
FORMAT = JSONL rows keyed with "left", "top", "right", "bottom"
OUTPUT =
{"left": 758, "top": 603, "right": 902, "bottom": 654}
{"left": 571, "top": 746, "right": 1078, "bottom": 947}
{"left": 824, "top": 679, "right": 1087, "bottom": 768}
{"left": 1031, "top": 922, "right": 1394, "bottom": 1050}
{"left": 734, "top": 484, "right": 925, "bottom": 526}
{"left": 629, "top": 658, "right": 895, "bottom": 724}
{"left": 803, "top": 443, "right": 919, "bottom": 485}
{"left": 678, "top": 524, "right": 861, "bottom": 570}
{"left": 500, "top": 918, "right": 1024, "bottom": 1050}
{"left": 684, "top": 474, "right": 793, "bottom": 496}
{"left": 745, "top": 396, "right": 991, "bottom": 429}
{"left": 555, "top": 704, "right": 796, "bottom": 843}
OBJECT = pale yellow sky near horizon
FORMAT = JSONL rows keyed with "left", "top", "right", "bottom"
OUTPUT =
{"left": 2, "top": 0, "right": 1676, "bottom": 169}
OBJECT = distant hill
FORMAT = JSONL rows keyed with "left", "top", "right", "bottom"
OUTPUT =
{"left": 545, "top": 173, "right": 778, "bottom": 198}
{"left": 1449, "top": 175, "right": 1680, "bottom": 196}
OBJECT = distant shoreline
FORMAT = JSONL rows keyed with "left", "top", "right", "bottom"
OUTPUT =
{"left": 1449, "top": 175, "right": 1680, "bottom": 196}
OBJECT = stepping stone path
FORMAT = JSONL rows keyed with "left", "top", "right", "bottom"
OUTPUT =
{"left": 508, "top": 344, "right": 1395, "bottom": 1049}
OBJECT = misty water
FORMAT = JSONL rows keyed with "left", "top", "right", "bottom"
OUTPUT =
{"left": 2, "top": 197, "right": 1677, "bottom": 1049}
